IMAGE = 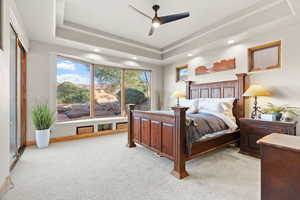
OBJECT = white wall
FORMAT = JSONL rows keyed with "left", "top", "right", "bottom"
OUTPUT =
{"left": 27, "top": 41, "right": 164, "bottom": 141}
{"left": 163, "top": 23, "right": 300, "bottom": 135}
{"left": 0, "top": 0, "right": 11, "bottom": 189}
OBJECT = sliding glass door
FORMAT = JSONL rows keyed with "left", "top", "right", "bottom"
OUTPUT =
{"left": 9, "top": 25, "right": 18, "bottom": 165}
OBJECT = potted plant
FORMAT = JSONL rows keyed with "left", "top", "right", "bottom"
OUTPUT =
{"left": 262, "top": 103, "right": 299, "bottom": 121}
{"left": 32, "top": 103, "right": 55, "bottom": 148}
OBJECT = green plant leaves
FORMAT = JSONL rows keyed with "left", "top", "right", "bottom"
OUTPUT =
{"left": 32, "top": 104, "right": 55, "bottom": 130}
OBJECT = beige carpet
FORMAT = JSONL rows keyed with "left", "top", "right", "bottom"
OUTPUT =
{"left": 4, "top": 133, "right": 260, "bottom": 200}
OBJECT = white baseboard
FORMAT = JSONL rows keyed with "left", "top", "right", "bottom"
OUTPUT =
{"left": 0, "top": 177, "right": 14, "bottom": 200}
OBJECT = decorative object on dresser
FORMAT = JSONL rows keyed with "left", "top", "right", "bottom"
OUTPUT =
{"left": 127, "top": 73, "right": 247, "bottom": 179}
{"left": 258, "top": 134, "right": 300, "bottom": 200}
{"left": 195, "top": 58, "right": 235, "bottom": 75}
{"left": 173, "top": 91, "right": 186, "bottom": 107}
{"left": 239, "top": 118, "right": 297, "bottom": 158}
{"left": 248, "top": 41, "right": 281, "bottom": 72}
{"left": 176, "top": 65, "right": 188, "bottom": 82}
{"left": 261, "top": 102, "right": 299, "bottom": 121}
{"left": 243, "top": 85, "right": 271, "bottom": 119}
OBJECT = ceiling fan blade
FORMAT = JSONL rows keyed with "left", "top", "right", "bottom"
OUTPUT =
{"left": 148, "top": 26, "right": 155, "bottom": 36}
{"left": 129, "top": 5, "right": 152, "bottom": 20}
{"left": 159, "top": 12, "right": 190, "bottom": 24}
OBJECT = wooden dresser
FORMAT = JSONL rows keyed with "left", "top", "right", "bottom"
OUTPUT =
{"left": 258, "top": 134, "right": 300, "bottom": 200}
{"left": 239, "top": 118, "right": 297, "bottom": 157}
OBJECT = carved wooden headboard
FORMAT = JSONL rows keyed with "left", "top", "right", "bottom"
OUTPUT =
{"left": 186, "top": 74, "right": 247, "bottom": 126}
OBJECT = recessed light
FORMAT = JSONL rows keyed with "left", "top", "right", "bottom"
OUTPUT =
{"left": 187, "top": 53, "right": 193, "bottom": 57}
{"left": 227, "top": 40, "right": 235, "bottom": 44}
{"left": 94, "top": 48, "right": 101, "bottom": 52}
{"left": 132, "top": 56, "right": 138, "bottom": 60}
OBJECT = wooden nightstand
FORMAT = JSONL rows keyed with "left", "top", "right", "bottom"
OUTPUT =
{"left": 239, "top": 118, "right": 297, "bottom": 158}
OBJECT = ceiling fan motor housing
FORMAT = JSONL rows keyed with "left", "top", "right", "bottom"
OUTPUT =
{"left": 153, "top": 5, "right": 160, "bottom": 12}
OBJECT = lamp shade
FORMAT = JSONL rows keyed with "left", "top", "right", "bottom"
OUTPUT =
{"left": 243, "top": 85, "right": 271, "bottom": 97}
{"left": 173, "top": 91, "right": 186, "bottom": 98}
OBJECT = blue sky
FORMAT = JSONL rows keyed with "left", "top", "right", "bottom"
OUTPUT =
{"left": 57, "top": 57, "right": 151, "bottom": 85}
{"left": 56, "top": 57, "right": 90, "bottom": 85}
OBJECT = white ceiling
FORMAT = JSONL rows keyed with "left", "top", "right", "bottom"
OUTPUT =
{"left": 64, "top": 0, "right": 262, "bottom": 49}
{"left": 15, "top": 0, "right": 300, "bottom": 65}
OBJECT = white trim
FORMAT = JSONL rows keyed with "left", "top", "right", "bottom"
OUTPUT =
{"left": 56, "top": 117, "right": 127, "bottom": 125}
{"left": 285, "top": 0, "right": 297, "bottom": 16}
{"left": 9, "top": 4, "right": 30, "bottom": 51}
{"left": 61, "top": 21, "right": 162, "bottom": 54}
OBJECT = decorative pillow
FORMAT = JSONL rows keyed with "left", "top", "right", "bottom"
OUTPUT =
{"left": 198, "top": 100, "right": 223, "bottom": 113}
{"left": 197, "top": 98, "right": 236, "bottom": 113}
{"left": 221, "top": 102, "right": 236, "bottom": 122}
{"left": 179, "top": 99, "right": 198, "bottom": 114}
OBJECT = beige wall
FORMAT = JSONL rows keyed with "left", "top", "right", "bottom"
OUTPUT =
{"left": 27, "top": 41, "right": 164, "bottom": 141}
{"left": 163, "top": 23, "right": 300, "bottom": 135}
{"left": 0, "top": 0, "right": 11, "bottom": 188}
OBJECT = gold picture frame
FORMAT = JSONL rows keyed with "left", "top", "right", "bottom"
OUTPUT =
{"left": 248, "top": 41, "right": 281, "bottom": 72}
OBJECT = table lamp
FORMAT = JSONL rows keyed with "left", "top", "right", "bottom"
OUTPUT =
{"left": 243, "top": 85, "right": 271, "bottom": 119}
{"left": 173, "top": 91, "right": 186, "bottom": 107}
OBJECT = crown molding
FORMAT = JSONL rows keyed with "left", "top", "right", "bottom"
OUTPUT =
{"left": 53, "top": 0, "right": 299, "bottom": 65}
{"left": 62, "top": 20, "right": 162, "bottom": 54}
{"left": 162, "top": 0, "right": 290, "bottom": 53}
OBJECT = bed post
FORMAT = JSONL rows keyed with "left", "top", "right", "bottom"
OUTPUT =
{"left": 127, "top": 104, "right": 136, "bottom": 148}
{"left": 236, "top": 73, "right": 247, "bottom": 119}
{"left": 186, "top": 81, "right": 192, "bottom": 99}
{"left": 171, "top": 106, "right": 189, "bottom": 179}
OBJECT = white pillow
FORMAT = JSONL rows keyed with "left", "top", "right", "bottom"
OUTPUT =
{"left": 198, "top": 100, "right": 223, "bottom": 113}
{"left": 197, "top": 98, "right": 235, "bottom": 113}
{"left": 179, "top": 99, "right": 198, "bottom": 114}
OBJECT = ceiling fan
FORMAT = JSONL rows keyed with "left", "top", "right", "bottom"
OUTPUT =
{"left": 129, "top": 4, "right": 190, "bottom": 36}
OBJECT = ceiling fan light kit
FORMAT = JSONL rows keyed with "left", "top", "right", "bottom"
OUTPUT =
{"left": 129, "top": 4, "right": 190, "bottom": 36}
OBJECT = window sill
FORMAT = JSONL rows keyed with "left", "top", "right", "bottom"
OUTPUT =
{"left": 55, "top": 116, "right": 128, "bottom": 125}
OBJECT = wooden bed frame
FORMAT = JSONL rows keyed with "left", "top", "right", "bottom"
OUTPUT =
{"left": 127, "top": 74, "right": 247, "bottom": 179}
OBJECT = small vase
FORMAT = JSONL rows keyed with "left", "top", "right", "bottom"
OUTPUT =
{"left": 273, "top": 112, "right": 282, "bottom": 121}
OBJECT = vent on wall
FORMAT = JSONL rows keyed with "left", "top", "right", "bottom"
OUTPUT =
{"left": 76, "top": 125, "right": 94, "bottom": 135}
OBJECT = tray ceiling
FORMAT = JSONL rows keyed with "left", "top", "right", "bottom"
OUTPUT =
{"left": 64, "top": 0, "right": 262, "bottom": 49}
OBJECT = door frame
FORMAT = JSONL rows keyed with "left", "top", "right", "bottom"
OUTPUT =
{"left": 9, "top": 25, "right": 27, "bottom": 171}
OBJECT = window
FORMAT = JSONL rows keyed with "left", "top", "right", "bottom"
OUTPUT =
{"left": 248, "top": 41, "right": 281, "bottom": 72}
{"left": 94, "top": 66, "right": 121, "bottom": 117}
{"left": 176, "top": 65, "right": 188, "bottom": 82}
{"left": 56, "top": 57, "right": 151, "bottom": 121}
{"left": 56, "top": 57, "right": 91, "bottom": 121}
{"left": 125, "top": 70, "right": 151, "bottom": 111}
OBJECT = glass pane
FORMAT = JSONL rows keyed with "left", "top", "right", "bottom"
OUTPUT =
{"left": 94, "top": 66, "right": 121, "bottom": 117}
{"left": 56, "top": 57, "right": 91, "bottom": 121}
{"left": 125, "top": 70, "right": 151, "bottom": 111}
{"left": 179, "top": 68, "right": 188, "bottom": 81}
{"left": 9, "top": 26, "right": 18, "bottom": 163}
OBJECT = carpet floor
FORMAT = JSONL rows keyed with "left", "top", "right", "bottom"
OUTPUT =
{"left": 4, "top": 133, "right": 260, "bottom": 200}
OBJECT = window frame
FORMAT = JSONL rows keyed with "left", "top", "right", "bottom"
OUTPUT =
{"left": 176, "top": 65, "right": 188, "bottom": 82}
{"left": 248, "top": 41, "right": 281, "bottom": 72}
{"left": 56, "top": 56, "right": 152, "bottom": 122}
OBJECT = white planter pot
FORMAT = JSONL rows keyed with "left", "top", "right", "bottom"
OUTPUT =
{"left": 35, "top": 129, "right": 50, "bottom": 148}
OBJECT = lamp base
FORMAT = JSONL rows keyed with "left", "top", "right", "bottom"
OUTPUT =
{"left": 176, "top": 97, "right": 180, "bottom": 107}
{"left": 251, "top": 96, "right": 261, "bottom": 119}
